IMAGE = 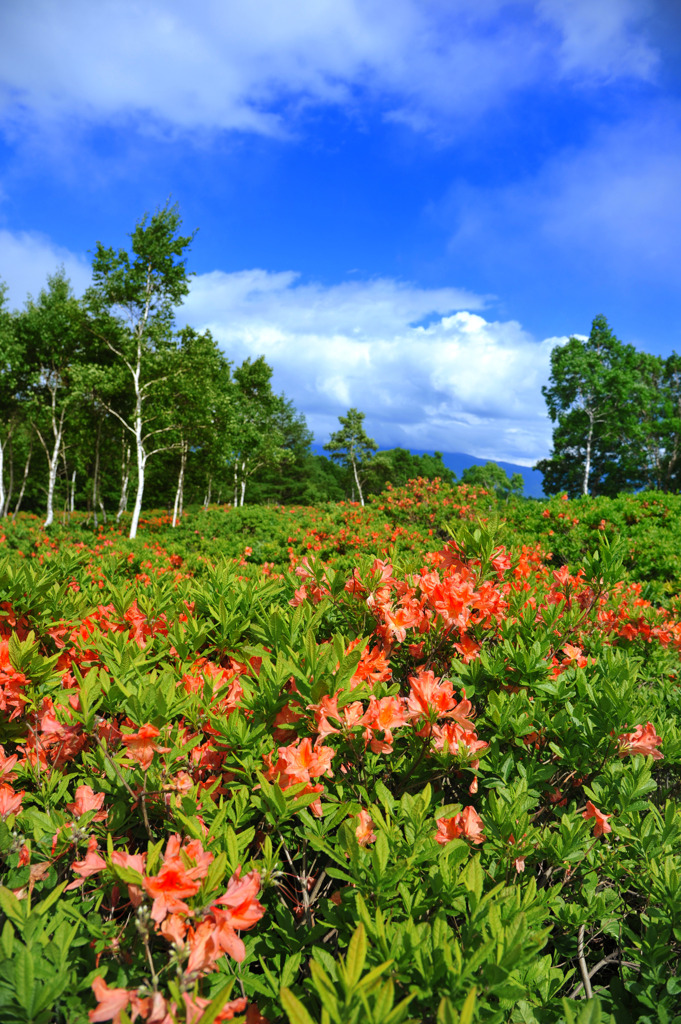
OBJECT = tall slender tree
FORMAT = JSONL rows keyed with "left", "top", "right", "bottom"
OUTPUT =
{"left": 16, "top": 272, "right": 86, "bottom": 527}
{"left": 161, "top": 326, "right": 229, "bottom": 525}
{"left": 86, "top": 202, "right": 195, "bottom": 538}
{"left": 0, "top": 283, "right": 29, "bottom": 517}
{"left": 227, "top": 357, "right": 292, "bottom": 507}
{"left": 324, "top": 408, "right": 377, "bottom": 506}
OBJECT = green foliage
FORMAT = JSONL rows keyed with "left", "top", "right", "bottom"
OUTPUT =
{"left": 1, "top": 482, "right": 681, "bottom": 1021}
{"left": 324, "top": 408, "right": 378, "bottom": 506}
{"left": 460, "top": 462, "right": 524, "bottom": 500}
{"left": 536, "top": 315, "right": 680, "bottom": 498}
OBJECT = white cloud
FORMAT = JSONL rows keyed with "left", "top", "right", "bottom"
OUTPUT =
{"left": 536, "top": 0, "right": 657, "bottom": 81}
{"left": 443, "top": 103, "right": 681, "bottom": 285}
{"left": 0, "top": 229, "right": 91, "bottom": 307}
{"left": 0, "top": 0, "right": 659, "bottom": 140}
{"left": 0, "top": 228, "right": 570, "bottom": 464}
{"left": 181, "top": 268, "right": 561, "bottom": 464}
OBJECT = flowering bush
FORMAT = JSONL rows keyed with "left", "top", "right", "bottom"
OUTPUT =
{"left": 0, "top": 487, "right": 680, "bottom": 1021}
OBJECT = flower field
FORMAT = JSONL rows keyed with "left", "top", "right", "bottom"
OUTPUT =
{"left": 1, "top": 482, "right": 681, "bottom": 1023}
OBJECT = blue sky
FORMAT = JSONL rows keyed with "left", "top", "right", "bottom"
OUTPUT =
{"left": 1, "top": 0, "right": 680, "bottom": 485}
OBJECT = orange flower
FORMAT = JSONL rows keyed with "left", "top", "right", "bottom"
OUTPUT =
{"left": 355, "top": 809, "right": 376, "bottom": 846}
{"left": 583, "top": 800, "right": 612, "bottom": 837}
{"left": 180, "top": 992, "right": 248, "bottom": 1022}
{"left": 262, "top": 737, "right": 335, "bottom": 816}
{"left": 0, "top": 639, "right": 29, "bottom": 720}
{"left": 0, "top": 744, "right": 18, "bottom": 782}
{"left": 434, "top": 806, "right": 485, "bottom": 845}
{"left": 0, "top": 784, "right": 23, "bottom": 819}
{"left": 406, "top": 669, "right": 474, "bottom": 732}
{"left": 185, "top": 918, "right": 221, "bottom": 976}
{"left": 212, "top": 868, "right": 265, "bottom": 930}
{"left": 111, "top": 849, "right": 146, "bottom": 907}
{"left": 130, "top": 991, "right": 167, "bottom": 1022}
{"left": 121, "top": 723, "right": 170, "bottom": 770}
{"left": 144, "top": 865, "right": 200, "bottom": 922}
{"left": 202, "top": 867, "right": 266, "bottom": 964}
{"left": 67, "top": 784, "right": 107, "bottom": 821}
{"left": 364, "top": 695, "right": 408, "bottom": 754}
{"left": 307, "top": 693, "right": 341, "bottom": 739}
{"left": 160, "top": 912, "right": 188, "bottom": 947}
{"left": 66, "top": 836, "right": 107, "bottom": 889}
{"left": 88, "top": 976, "right": 130, "bottom": 1023}
{"left": 617, "top": 722, "right": 663, "bottom": 760}
{"left": 431, "top": 721, "right": 488, "bottom": 760}
{"left": 143, "top": 834, "right": 213, "bottom": 923}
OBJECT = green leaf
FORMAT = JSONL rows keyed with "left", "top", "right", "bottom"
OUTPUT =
{"left": 13, "top": 945, "right": 35, "bottom": 1012}
{"left": 33, "top": 881, "right": 67, "bottom": 918}
{"left": 437, "top": 997, "right": 457, "bottom": 1024}
{"left": 459, "top": 987, "right": 477, "bottom": 1024}
{"left": 560, "top": 997, "right": 603, "bottom": 1024}
{"left": 461, "top": 855, "right": 483, "bottom": 902}
{"left": 373, "top": 832, "right": 389, "bottom": 875}
{"left": 0, "top": 887, "right": 24, "bottom": 927}
{"left": 225, "top": 826, "right": 240, "bottom": 872}
{"left": 195, "top": 980, "right": 236, "bottom": 1023}
{"left": 280, "top": 987, "right": 318, "bottom": 1024}
{"left": 344, "top": 924, "right": 367, "bottom": 990}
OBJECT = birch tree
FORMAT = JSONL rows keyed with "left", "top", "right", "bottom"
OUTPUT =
{"left": 16, "top": 272, "right": 85, "bottom": 528}
{"left": 536, "top": 316, "right": 648, "bottom": 497}
{"left": 0, "top": 283, "right": 28, "bottom": 517}
{"left": 86, "top": 203, "right": 195, "bottom": 538}
{"left": 227, "top": 357, "right": 291, "bottom": 507}
{"left": 162, "top": 327, "right": 228, "bottom": 526}
{"left": 324, "top": 407, "right": 377, "bottom": 506}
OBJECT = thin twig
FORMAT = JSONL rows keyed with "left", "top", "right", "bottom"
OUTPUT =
{"left": 577, "top": 924, "right": 593, "bottom": 999}
{"left": 142, "top": 929, "right": 159, "bottom": 990}
{"left": 569, "top": 952, "right": 640, "bottom": 998}
{"left": 309, "top": 869, "right": 328, "bottom": 904}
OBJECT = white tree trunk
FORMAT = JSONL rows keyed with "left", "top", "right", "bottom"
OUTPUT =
{"left": 70, "top": 469, "right": 76, "bottom": 514}
{"left": 93, "top": 419, "right": 101, "bottom": 530}
{"left": 582, "top": 410, "right": 594, "bottom": 496}
{"left": 43, "top": 422, "right": 64, "bottom": 529}
{"left": 203, "top": 475, "right": 212, "bottom": 510}
{"left": 3, "top": 440, "right": 13, "bottom": 517}
{"left": 12, "top": 444, "right": 31, "bottom": 520}
{"left": 117, "top": 441, "right": 131, "bottom": 522}
{"left": 129, "top": 429, "right": 145, "bottom": 539}
{"left": 172, "top": 441, "right": 187, "bottom": 527}
{"left": 0, "top": 439, "right": 5, "bottom": 519}
{"left": 0, "top": 440, "right": 5, "bottom": 520}
{"left": 351, "top": 455, "right": 364, "bottom": 506}
{"left": 129, "top": 363, "right": 145, "bottom": 540}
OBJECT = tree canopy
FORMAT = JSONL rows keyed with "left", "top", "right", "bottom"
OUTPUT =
{"left": 536, "top": 315, "right": 680, "bottom": 497}
{"left": 324, "top": 408, "right": 378, "bottom": 506}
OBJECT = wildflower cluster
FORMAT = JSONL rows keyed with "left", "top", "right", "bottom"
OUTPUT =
{"left": 0, "top": 487, "right": 680, "bottom": 1022}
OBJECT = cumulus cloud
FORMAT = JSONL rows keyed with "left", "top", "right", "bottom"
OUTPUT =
{"left": 0, "top": 225, "right": 560, "bottom": 462}
{"left": 0, "top": 0, "right": 659, "bottom": 141}
{"left": 0, "top": 229, "right": 91, "bottom": 307}
{"left": 180, "top": 268, "right": 560, "bottom": 464}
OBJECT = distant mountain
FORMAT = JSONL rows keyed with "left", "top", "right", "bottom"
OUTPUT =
{"left": 311, "top": 444, "right": 546, "bottom": 498}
